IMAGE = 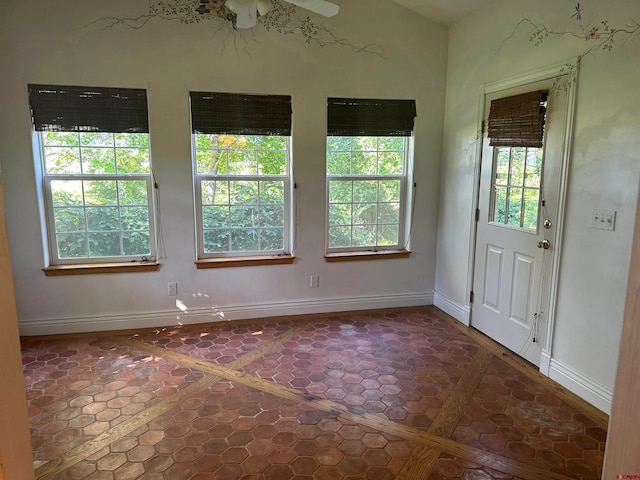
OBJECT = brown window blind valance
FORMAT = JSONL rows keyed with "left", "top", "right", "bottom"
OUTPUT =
{"left": 190, "top": 92, "right": 292, "bottom": 136}
{"left": 488, "top": 90, "right": 548, "bottom": 148}
{"left": 28, "top": 84, "right": 149, "bottom": 133}
{"left": 327, "top": 98, "right": 417, "bottom": 137}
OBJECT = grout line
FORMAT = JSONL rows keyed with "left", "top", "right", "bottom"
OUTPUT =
{"left": 34, "top": 375, "right": 221, "bottom": 480}
{"left": 35, "top": 322, "right": 311, "bottom": 479}
{"left": 396, "top": 348, "right": 495, "bottom": 480}
{"left": 117, "top": 335, "right": 574, "bottom": 480}
{"left": 431, "top": 308, "right": 610, "bottom": 429}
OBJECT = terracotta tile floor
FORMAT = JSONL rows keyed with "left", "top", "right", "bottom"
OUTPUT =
{"left": 21, "top": 306, "right": 608, "bottom": 480}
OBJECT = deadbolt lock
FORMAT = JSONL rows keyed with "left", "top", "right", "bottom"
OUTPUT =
{"left": 544, "top": 219, "right": 552, "bottom": 229}
{"left": 537, "top": 240, "right": 551, "bottom": 250}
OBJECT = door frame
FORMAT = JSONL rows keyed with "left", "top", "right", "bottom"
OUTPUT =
{"left": 466, "top": 58, "right": 581, "bottom": 375}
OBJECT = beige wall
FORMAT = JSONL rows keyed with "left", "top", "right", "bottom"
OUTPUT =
{"left": 438, "top": 0, "right": 640, "bottom": 412}
{"left": 0, "top": 178, "right": 35, "bottom": 479}
{"left": 0, "top": 2, "right": 448, "bottom": 334}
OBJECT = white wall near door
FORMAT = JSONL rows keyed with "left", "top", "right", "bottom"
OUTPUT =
{"left": 437, "top": 0, "right": 640, "bottom": 413}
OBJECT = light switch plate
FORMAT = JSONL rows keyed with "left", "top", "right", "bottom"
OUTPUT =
{"left": 592, "top": 209, "right": 616, "bottom": 231}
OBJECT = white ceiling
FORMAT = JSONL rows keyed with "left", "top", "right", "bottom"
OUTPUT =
{"left": 391, "top": 0, "right": 496, "bottom": 26}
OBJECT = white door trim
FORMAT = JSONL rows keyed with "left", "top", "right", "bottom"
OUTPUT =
{"left": 466, "top": 58, "right": 581, "bottom": 375}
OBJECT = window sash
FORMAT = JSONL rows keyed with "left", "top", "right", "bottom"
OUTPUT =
{"left": 326, "top": 137, "right": 409, "bottom": 252}
{"left": 193, "top": 138, "right": 291, "bottom": 258}
{"left": 42, "top": 174, "right": 155, "bottom": 264}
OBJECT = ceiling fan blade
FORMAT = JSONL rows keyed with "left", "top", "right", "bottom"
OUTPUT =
{"left": 283, "top": 0, "right": 339, "bottom": 17}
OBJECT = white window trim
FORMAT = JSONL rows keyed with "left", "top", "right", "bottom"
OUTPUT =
{"left": 37, "top": 132, "right": 157, "bottom": 266}
{"left": 193, "top": 137, "right": 292, "bottom": 259}
{"left": 325, "top": 137, "right": 412, "bottom": 253}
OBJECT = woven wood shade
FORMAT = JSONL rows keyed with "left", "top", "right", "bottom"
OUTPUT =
{"left": 190, "top": 92, "right": 292, "bottom": 136}
{"left": 327, "top": 98, "right": 416, "bottom": 137}
{"left": 29, "top": 84, "right": 149, "bottom": 133}
{"left": 488, "top": 90, "right": 548, "bottom": 148}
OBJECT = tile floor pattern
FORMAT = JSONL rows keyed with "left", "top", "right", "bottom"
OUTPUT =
{"left": 21, "top": 307, "right": 608, "bottom": 480}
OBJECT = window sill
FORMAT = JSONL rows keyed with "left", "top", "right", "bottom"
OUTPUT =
{"left": 43, "top": 262, "right": 160, "bottom": 276}
{"left": 325, "top": 249, "right": 411, "bottom": 262}
{"left": 195, "top": 255, "right": 295, "bottom": 269}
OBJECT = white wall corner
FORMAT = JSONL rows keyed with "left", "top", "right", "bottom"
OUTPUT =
{"left": 18, "top": 291, "right": 434, "bottom": 336}
{"left": 549, "top": 357, "right": 613, "bottom": 414}
{"left": 434, "top": 291, "right": 470, "bottom": 326}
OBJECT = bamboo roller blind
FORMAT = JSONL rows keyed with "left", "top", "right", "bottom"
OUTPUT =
{"left": 488, "top": 90, "right": 548, "bottom": 148}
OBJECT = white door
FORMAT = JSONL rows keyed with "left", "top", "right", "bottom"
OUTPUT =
{"left": 471, "top": 78, "right": 567, "bottom": 366}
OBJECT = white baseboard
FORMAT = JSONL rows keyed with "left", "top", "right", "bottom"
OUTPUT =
{"left": 434, "top": 291, "right": 470, "bottom": 326}
{"left": 539, "top": 350, "right": 551, "bottom": 376}
{"left": 548, "top": 357, "right": 613, "bottom": 414}
{"left": 19, "top": 291, "right": 434, "bottom": 336}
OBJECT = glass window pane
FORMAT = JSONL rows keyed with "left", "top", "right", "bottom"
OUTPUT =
{"left": 45, "top": 147, "right": 81, "bottom": 174}
{"left": 352, "top": 137, "right": 377, "bottom": 151}
{"left": 259, "top": 181, "right": 284, "bottom": 204}
{"left": 523, "top": 189, "right": 540, "bottom": 230}
{"left": 329, "top": 181, "right": 352, "bottom": 204}
{"left": 86, "top": 207, "right": 119, "bottom": 231}
{"left": 508, "top": 187, "right": 523, "bottom": 227}
{"left": 378, "top": 151, "right": 403, "bottom": 175}
{"left": 43, "top": 132, "right": 79, "bottom": 147}
{"left": 258, "top": 151, "right": 286, "bottom": 175}
{"left": 353, "top": 203, "right": 377, "bottom": 225}
{"left": 352, "top": 225, "right": 376, "bottom": 247}
{"left": 56, "top": 233, "right": 88, "bottom": 258}
{"left": 351, "top": 152, "right": 377, "bottom": 175}
{"left": 120, "top": 207, "right": 149, "bottom": 231}
{"left": 353, "top": 180, "right": 377, "bottom": 203}
{"left": 377, "top": 224, "right": 399, "bottom": 246}
{"left": 258, "top": 205, "right": 284, "bottom": 228}
{"left": 378, "top": 203, "right": 400, "bottom": 224}
{"left": 525, "top": 147, "right": 542, "bottom": 187}
{"left": 230, "top": 205, "right": 259, "bottom": 228}
{"left": 197, "top": 149, "right": 226, "bottom": 174}
{"left": 88, "top": 232, "right": 120, "bottom": 257}
{"left": 115, "top": 133, "right": 149, "bottom": 149}
{"left": 118, "top": 180, "right": 148, "bottom": 206}
{"left": 257, "top": 136, "right": 286, "bottom": 150}
{"left": 259, "top": 228, "right": 283, "bottom": 250}
{"left": 327, "top": 152, "right": 351, "bottom": 175}
{"left": 122, "top": 231, "right": 150, "bottom": 256}
{"left": 51, "top": 180, "right": 84, "bottom": 206}
{"left": 493, "top": 186, "right": 507, "bottom": 223}
{"left": 54, "top": 207, "right": 86, "bottom": 233}
{"left": 326, "top": 136, "right": 351, "bottom": 151}
{"left": 230, "top": 229, "right": 259, "bottom": 251}
{"left": 204, "top": 229, "right": 230, "bottom": 253}
{"left": 329, "top": 204, "right": 352, "bottom": 226}
{"left": 82, "top": 148, "right": 116, "bottom": 174}
{"left": 378, "top": 137, "right": 403, "bottom": 151}
{"left": 227, "top": 150, "right": 257, "bottom": 175}
{"left": 202, "top": 180, "right": 229, "bottom": 206}
{"left": 84, "top": 181, "right": 117, "bottom": 206}
{"left": 495, "top": 148, "right": 510, "bottom": 186}
{"left": 329, "top": 226, "right": 351, "bottom": 248}
{"left": 116, "top": 148, "right": 150, "bottom": 174}
{"left": 378, "top": 180, "right": 401, "bottom": 203}
{"left": 230, "top": 181, "right": 258, "bottom": 204}
{"left": 80, "top": 132, "right": 114, "bottom": 147}
{"left": 510, "top": 147, "right": 526, "bottom": 186}
{"left": 194, "top": 133, "right": 217, "bottom": 150}
{"left": 203, "top": 206, "right": 229, "bottom": 229}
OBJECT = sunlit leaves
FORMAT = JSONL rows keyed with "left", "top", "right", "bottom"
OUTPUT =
{"left": 326, "top": 136, "right": 405, "bottom": 176}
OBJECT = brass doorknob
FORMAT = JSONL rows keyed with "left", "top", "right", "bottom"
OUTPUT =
{"left": 537, "top": 240, "right": 550, "bottom": 249}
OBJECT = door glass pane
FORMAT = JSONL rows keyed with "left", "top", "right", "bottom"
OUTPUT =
{"left": 490, "top": 146, "right": 542, "bottom": 231}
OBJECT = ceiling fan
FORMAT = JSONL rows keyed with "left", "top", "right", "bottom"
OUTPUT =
{"left": 214, "top": 0, "right": 340, "bottom": 29}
